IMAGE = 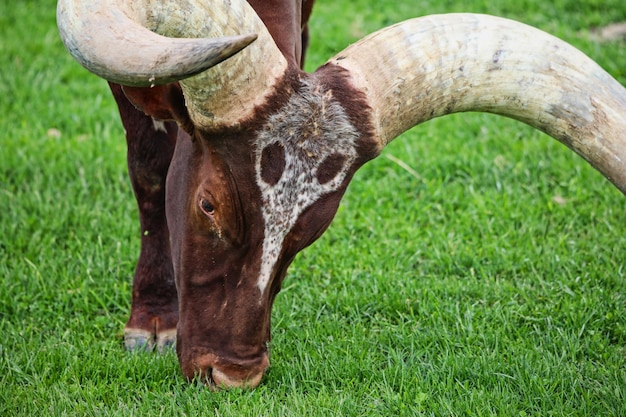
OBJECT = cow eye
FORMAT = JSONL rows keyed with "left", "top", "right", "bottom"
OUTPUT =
{"left": 199, "top": 198, "right": 215, "bottom": 215}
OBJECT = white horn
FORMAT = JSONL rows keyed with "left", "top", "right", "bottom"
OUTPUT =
{"left": 57, "top": 0, "right": 288, "bottom": 129}
{"left": 57, "top": 0, "right": 256, "bottom": 86}
{"left": 329, "top": 14, "right": 626, "bottom": 194}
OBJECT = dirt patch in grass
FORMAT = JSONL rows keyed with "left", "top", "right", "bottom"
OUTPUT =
{"left": 589, "top": 22, "right": 626, "bottom": 42}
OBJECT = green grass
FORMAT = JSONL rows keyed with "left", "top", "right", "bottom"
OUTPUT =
{"left": 1, "top": 0, "right": 625, "bottom": 415}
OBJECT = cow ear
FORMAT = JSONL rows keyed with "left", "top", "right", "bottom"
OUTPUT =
{"left": 122, "top": 83, "right": 194, "bottom": 134}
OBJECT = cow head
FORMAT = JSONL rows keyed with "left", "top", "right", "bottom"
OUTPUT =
{"left": 159, "top": 68, "right": 378, "bottom": 387}
{"left": 57, "top": 0, "right": 626, "bottom": 388}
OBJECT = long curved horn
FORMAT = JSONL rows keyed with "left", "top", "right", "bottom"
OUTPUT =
{"left": 57, "top": 0, "right": 256, "bottom": 87}
{"left": 57, "top": 0, "right": 287, "bottom": 129}
{"left": 329, "top": 14, "right": 626, "bottom": 194}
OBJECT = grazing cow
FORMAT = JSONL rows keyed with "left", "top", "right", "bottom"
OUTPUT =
{"left": 57, "top": 0, "right": 626, "bottom": 389}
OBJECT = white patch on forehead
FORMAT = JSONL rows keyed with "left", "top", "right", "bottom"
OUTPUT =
{"left": 151, "top": 117, "right": 167, "bottom": 133}
{"left": 255, "top": 79, "right": 360, "bottom": 295}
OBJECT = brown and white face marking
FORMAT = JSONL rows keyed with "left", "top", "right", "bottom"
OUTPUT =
{"left": 254, "top": 78, "right": 360, "bottom": 294}
{"left": 151, "top": 117, "right": 168, "bottom": 134}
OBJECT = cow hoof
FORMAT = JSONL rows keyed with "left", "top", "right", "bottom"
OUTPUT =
{"left": 124, "top": 328, "right": 177, "bottom": 353}
{"left": 156, "top": 328, "right": 177, "bottom": 352}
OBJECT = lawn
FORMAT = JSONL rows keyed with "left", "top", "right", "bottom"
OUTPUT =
{"left": 1, "top": 0, "right": 625, "bottom": 415}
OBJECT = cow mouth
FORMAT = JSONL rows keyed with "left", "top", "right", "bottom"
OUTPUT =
{"left": 183, "top": 352, "right": 270, "bottom": 389}
{"left": 210, "top": 366, "right": 266, "bottom": 389}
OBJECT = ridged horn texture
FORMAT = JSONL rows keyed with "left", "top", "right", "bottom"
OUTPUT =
{"left": 57, "top": 0, "right": 256, "bottom": 87}
{"left": 57, "top": 0, "right": 287, "bottom": 129}
{"left": 330, "top": 14, "right": 626, "bottom": 194}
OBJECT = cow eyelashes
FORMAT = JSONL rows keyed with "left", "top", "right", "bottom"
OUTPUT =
{"left": 199, "top": 197, "right": 215, "bottom": 216}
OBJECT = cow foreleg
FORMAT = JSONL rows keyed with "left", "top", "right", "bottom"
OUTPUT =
{"left": 109, "top": 82, "right": 178, "bottom": 352}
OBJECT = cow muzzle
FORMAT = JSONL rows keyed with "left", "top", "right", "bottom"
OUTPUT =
{"left": 181, "top": 352, "right": 270, "bottom": 389}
